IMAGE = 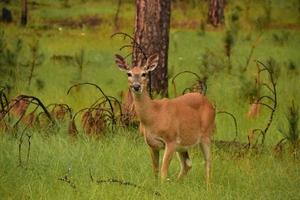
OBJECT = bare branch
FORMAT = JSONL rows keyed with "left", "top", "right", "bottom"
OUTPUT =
{"left": 171, "top": 71, "right": 202, "bottom": 97}
{"left": 46, "top": 103, "right": 72, "bottom": 120}
{"left": 217, "top": 111, "right": 239, "bottom": 140}
{"left": 256, "top": 102, "right": 275, "bottom": 111}
{"left": 26, "top": 133, "right": 31, "bottom": 163}
{"left": 119, "top": 44, "right": 134, "bottom": 51}
{"left": 96, "top": 178, "right": 161, "bottom": 196}
{"left": 257, "top": 95, "right": 275, "bottom": 104}
{"left": 111, "top": 32, "right": 147, "bottom": 59}
{"left": 67, "top": 82, "right": 116, "bottom": 126}
{"left": 261, "top": 83, "right": 275, "bottom": 95}
{"left": 18, "top": 95, "right": 55, "bottom": 125}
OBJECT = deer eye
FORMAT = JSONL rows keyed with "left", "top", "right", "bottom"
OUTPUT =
{"left": 141, "top": 73, "right": 146, "bottom": 77}
{"left": 127, "top": 73, "right": 132, "bottom": 77}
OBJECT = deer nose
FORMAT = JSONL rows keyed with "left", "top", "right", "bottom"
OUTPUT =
{"left": 132, "top": 84, "right": 141, "bottom": 92}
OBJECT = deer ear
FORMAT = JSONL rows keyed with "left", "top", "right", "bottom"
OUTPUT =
{"left": 145, "top": 54, "right": 159, "bottom": 72}
{"left": 115, "top": 54, "right": 129, "bottom": 71}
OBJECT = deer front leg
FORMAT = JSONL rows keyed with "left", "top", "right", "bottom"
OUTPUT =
{"left": 161, "top": 143, "right": 175, "bottom": 181}
{"left": 149, "top": 147, "right": 159, "bottom": 177}
{"left": 200, "top": 141, "right": 211, "bottom": 184}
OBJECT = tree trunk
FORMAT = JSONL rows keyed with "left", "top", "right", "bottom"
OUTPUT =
{"left": 208, "top": 0, "right": 225, "bottom": 27}
{"left": 21, "top": 0, "right": 27, "bottom": 26}
{"left": 2, "top": 7, "right": 13, "bottom": 23}
{"left": 133, "top": 0, "right": 171, "bottom": 97}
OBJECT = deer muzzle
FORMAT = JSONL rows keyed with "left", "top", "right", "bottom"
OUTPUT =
{"left": 132, "top": 83, "right": 141, "bottom": 93}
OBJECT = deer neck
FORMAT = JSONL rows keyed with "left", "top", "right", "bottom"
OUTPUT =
{"left": 132, "top": 89, "right": 154, "bottom": 125}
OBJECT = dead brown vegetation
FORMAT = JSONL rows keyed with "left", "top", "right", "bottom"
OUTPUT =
{"left": 120, "top": 89, "right": 137, "bottom": 127}
{"left": 47, "top": 16, "right": 103, "bottom": 28}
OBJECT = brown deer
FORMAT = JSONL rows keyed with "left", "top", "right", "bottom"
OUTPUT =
{"left": 115, "top": 54, "right": 216, "bottom": 182}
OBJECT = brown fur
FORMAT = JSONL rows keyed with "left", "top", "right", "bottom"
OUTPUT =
{"left": 115, "top": 54, "right": 216, "bottom": 182}
{"left": 135, "top": 92, "right": 215, "bottom": 148}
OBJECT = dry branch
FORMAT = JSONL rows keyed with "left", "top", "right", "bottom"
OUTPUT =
{"left": 73, "top": 107, "right": 114, "bottom": 134}
{"left": 111, "top": 32, "right": 147, "bottom": 60}
{"left": 47, "top": 103, "right": 72, "bottom": 121}
{"left": 16, "top": 95, "right": 55, "bottom": 125}
{"left": 171, "top": 71, "right": 204, "bottom": 97}
{"left": 67, "top": 82, "right": 116, "bottom": 126}
{"left": 18, "top": 125, "right": 32, "bottom": 167}
{"left": 96, "top": 178, "right": 161, "bottom": 196}
{"left": 216, "top": 111, "right": 238, "bottom": 140}
{"left": 255, "top": 60, "right": 278, "bottom": 145}
{"left": 58, "top": 169, "right": 76, "bottom": 190}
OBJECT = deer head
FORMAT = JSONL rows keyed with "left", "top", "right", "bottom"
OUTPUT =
{"left": 115, "top": 54, "right": 159, "bottom": 94}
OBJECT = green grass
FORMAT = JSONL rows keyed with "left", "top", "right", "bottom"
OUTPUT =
{"left": 0, "top": 0, "right": 300, "bottom": 199}
{"left": 0, "top": 130, "right": 299, "bottom": 200}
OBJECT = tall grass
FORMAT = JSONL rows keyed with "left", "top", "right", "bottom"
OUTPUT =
{"left": 0, "top": 128, "right": 299, "bottom": 199}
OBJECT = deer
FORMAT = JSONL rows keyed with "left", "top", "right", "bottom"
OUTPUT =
{"left": 115, "top": 54, "right": 216, "bottom": 183}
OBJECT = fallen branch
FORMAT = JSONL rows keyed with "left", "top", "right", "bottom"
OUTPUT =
{"left": 58, "top": 169, "right": 76, "bottom": 190}
{"left": 96, "top": 178, "right": 161, "bottom": 196}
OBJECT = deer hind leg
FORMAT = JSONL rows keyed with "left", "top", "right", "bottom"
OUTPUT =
{"left": 161, "top": 143, "right": 175, "bottom": 181}
{"left": 200, "top": 141, "right": 211, "bottom": 183}
{"left": 149, "top": 148, "right": 159, "bottom": 177}
{"left": 177, "top": 151, "right": 192, "bottom": 179}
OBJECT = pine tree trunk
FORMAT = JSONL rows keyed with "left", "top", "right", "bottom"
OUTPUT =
{"left": 21, "top": 0, "right": 27, "bottom": 26}
{"left": 208, "top": 0, "right": 225, "bottom": 27}
{"left": 133, "top": 0, "right": 171, "bottom": 97}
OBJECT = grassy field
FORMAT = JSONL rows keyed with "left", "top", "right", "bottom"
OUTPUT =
{"left": 0, "top": 0, "right": 300, "bottom": 199}
{"left": 0, "top": 129, "right": 299, "bottom": 199}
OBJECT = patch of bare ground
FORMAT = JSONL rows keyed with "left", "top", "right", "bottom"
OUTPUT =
{"left": 268, "top": 22, "right": 300, "bottom": 30}
{"left": 46, "top": 16, "right": 300, "bottom": 30}
{"left": 47, "top": 16, "right": 103, "bottom": 28}
{"left": 171, "top": 19, "right": 300, "bottom": 30}
{"left": 171, "top": 19, "right": 200, "bottom": 29}
{"left": 171, "top": 19, "right": 225, "bottom": 31}
{"left": 28, "top": 1, "right": 50, "bottom": 7}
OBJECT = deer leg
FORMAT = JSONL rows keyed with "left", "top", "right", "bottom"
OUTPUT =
{"left": 149, "top": 147, "right": 159, "bottom": 177}
{"left": 177, "top": 151, "right": 192, "bottom": 179}
{"left": 200, "top": 141, "right": 211, "bottom": 184}
{"left": 161, "top": 143, "right": 175, "bottom": 180}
